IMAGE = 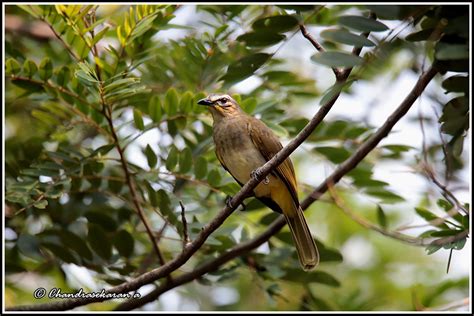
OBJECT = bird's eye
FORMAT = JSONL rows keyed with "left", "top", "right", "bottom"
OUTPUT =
{"left": 220, "top": 98, "right": 228, "bottom": 103}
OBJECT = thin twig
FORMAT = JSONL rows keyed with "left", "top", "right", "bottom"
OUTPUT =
{"left": 299, "top": 24, "right": 344, "bottom": 80}
{"left": 327, "top": 184, "right": 426, "bottom": 245}
{"left": 179, "top": 201, "right": 189, "bottom": 249}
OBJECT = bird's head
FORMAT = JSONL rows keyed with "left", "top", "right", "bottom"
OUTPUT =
{"left": 197, "top": 93, "right": 243, "bottom": 120}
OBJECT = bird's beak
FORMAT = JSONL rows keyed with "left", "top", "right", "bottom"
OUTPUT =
{"left": 197, "top": 98, "right": 214, "bottom": 106}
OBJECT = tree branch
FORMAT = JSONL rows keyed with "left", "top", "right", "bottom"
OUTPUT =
{"left": 115, "top": 65, "right": 440, "bottom": 311}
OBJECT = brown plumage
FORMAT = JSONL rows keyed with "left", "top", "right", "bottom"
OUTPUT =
{"left": 198, "top": 93, "right": 319, "bottom": 270}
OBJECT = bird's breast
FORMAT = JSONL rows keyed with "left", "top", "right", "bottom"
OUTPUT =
{"left": 213, "top": 118, "right": 266, "bottom": 185}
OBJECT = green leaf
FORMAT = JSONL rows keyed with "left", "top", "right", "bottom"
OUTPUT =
{"left": 442, "top": 75, "right": 469, "bottom": 94}
{"left": 148, "top": 95, "right": 163, "bottom": 122}
{"left": 6, "top": 58, "right": 22, "bottom": 75}
{"left": 179, "top": 147, "right": 193, "bottom": 173}
{"left": 41, "top": 243, "right": 78, "bottom": 264}
{"left": 17, "top": 234, "right": 42, "bottom": 259}
{"left": 194, "top": 157, "right": 208, "bottom": 179}
{"left": 38, "top": 58, "right": 53, "bottom": 81}
{"left": 365, "top": 5, "right": 401, "bottom": 20}
{"left": 54, "top": 66, "right": 71, "bottom": 87}
{"left": 435, "top": 43, "right": 469, "bottom": 60}
{"left": 85, "top": 210, "right": 118, "bottom": 232}
{"left": 133, "top": 108, "right": 145, "bottom": 130}
{"left": 164, "top": 88, "right": 179, "bottom": 115}
{"left": 91, "top": 26, "right": 109, "bottom": 46}
{"left": 33, "top": 199, "right": 48, "bottom": 209}
{"left": 252, "top": 15, "right": 299, "bottom": 33}
{"left": 207, "top": 169, "right": 222, "bottom": 187}
{"left": 314, "top": 146, "right": 351, "bottom": 164}
{"left": 282, "top": 269, "right": 340, "bottom": 287}
{"left": 365, "top": 188, "right": 404, "bottom": 203}
{"left": 166, "top": 146, "right": 179, "bottom": 171}
{"left": 58, "top": 230, "right": 93, "bottom": 261}
{"left": 179, "top": 91, "right": 194, "bottom": 113}
{"left": 11, "top": 79, "right": 44, "bottom": 93}
{"left": 144, "top": 144, "right": 157, "bottom": 169}
{"left": 23, "top": 59, "right": 38, "bottom": 78}
{"left": 319, "top": 79, "right": 356, "bottom": 106}
{"left": 406, "top": 28, "right": 440, "bottom": 42}
{"left": 311, "top": 51, "right": 364, "bottom": 68}
{"left": 221, "top": 53, "right": 272, "bottom": 85}
{"left": 87, "top": 223, "right": 112, "bottom": 260}
{"left": 114, "top": 229, "right": 134, "bottom": 257}
{"left": 415, "top": 207, "right": 449, "bottom": 229}
{"left": 321, "top": 29, "right": 375, "bottom": 47}
{"left": 241, "top": 97, "right": 258, "bottom": 114}
{"left": 426, "top": 244, "right": 442, "bottom": 255}
{"left": 338, "top": 15, "right": 389, "bottom": 32}
{"left": 376, "top": 205, "right": 388, "bottom": 228}
{"left": 237, "top": 32, "right": 286, "bottom": 47}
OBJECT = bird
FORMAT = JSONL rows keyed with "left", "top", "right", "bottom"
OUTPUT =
{"left": 198, "top": 93, "right": 319, "bottom": 270}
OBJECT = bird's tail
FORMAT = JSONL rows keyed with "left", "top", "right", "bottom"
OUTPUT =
{"left": 284, "top": 206, "right": 319, "bottom": 270}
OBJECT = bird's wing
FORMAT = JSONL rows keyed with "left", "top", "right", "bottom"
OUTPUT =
{"left": 247, "top": 117, "right": 299, "bottom": 205}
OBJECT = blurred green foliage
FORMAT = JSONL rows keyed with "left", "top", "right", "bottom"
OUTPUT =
{"left": 4, "top": 4, "right": 469, "bottom": 311}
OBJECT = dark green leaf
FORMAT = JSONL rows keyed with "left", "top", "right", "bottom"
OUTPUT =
{"left": 39, "top": 57, "right": 53, "bottom": 81}
{"left": 442, "top": 75, "right": 469, "bottom": 94}
{"left": 87, "top": 223, "right": 112, "bottom": 260}
{"left": 365, "top": 188, "right": 404, "bottom": 203}
{"left": 166, "top": 146, "right": 178, "bottom": 171}
{"left": 338, "top": 15, "right": 389, "bottom": 32}
{"left": 179, "top": 147, "right": 193, "bottom": 173}
{"left": 164, "top": 88, "right": 179, "bottom": 115}
{"left": 252, "top": 15, "right": 299, "bottom": 33}
{"left": 148, "top": 95, "right": 163, "bottom": 122}
{"left": 207, "top": 169, "right": 221, "bottom": 187}
{"left": 376, "top": 205, "right": 388, "bottom": 228}
{"left": 133, "top": 108, "right": 145, "bottom": 130}
{"left": 58, "top": 230, "right": 93, "bottom": 261}
{"left": 406, "top": 28, "right": 440, "bottom": 42}
{"left": 6, "top": 58, "right": 21, "bottom": 75}
{"left": 85, "top": 210, "right": 118, "bottom": 232}
{"left": 365, "top": 5, "right": 401, "bottom": 20}
{"left": 321, "top": 29, "right": 375, "bottom": 47}
{"left": 282, "top": 269, "right": 340, "bottom": 287}
{"left": 114, "top": 229, "right": 135, "bottom": 257}
{"left": 22, "top": 59, "right": 38, "bottom": 78}
{"left": 17, "top": 234, "right": 42, "bottom": 259}
{"left": 435, "top": 43, "right": 469, "bottom": 60}
{"left": 314, "top": 146, "right": 351, "bottom": 164}
{"left": 311, "top": 52, "right": 364, "bottom": 68}
{"left": 237, "top": 32, "right": 286, "bottom": 47}
{"left": 144, "top": 144, "right": 157, "bottom": 168}
{"left": 221, "top": 53, "right": 272, "bottom": 85}
{"left": 194, "top": 157, "right": 208, "bottom": 179}
{"left": 41, "top": 243, "right": 78, "bottom": 264}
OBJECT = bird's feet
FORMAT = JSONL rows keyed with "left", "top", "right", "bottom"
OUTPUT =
{"left": 251, "top": 168, "right": 270, "bottom": 184}
{"left": 225, "top": 195, "right": 247, "bottom": 211}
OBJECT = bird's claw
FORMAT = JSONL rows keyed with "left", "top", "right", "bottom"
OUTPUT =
{"left": 225, "top": 195, "right": 247, "bottom": 211}
{"left": 225, "top": 195, "right": 233, "bottom": 208}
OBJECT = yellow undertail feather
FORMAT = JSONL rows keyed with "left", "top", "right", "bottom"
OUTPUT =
{"left": 284, "top": 206, "right": 320, "bottom": 270}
